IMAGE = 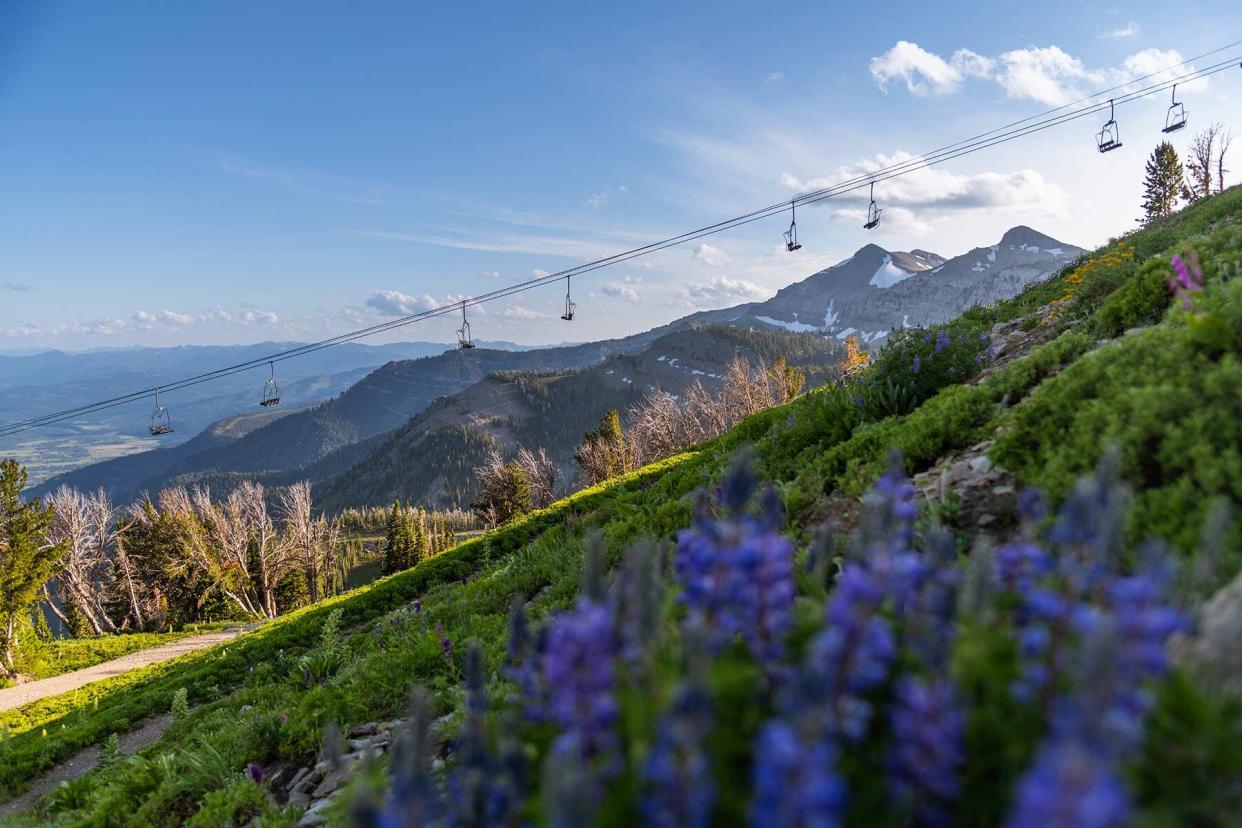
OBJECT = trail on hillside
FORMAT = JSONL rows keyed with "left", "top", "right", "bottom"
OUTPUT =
{"left": 0, "top": 714, "right": 172, "bottom": 818}
{"left": 0, "top": 626, "right": 255, "bottom": 713}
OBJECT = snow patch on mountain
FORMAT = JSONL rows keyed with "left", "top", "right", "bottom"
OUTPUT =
{"left": 870, "top": 255, "right": 913, "bottom": 289}
{"left": 756, "top": 315, "right": 818, "bottom": 333}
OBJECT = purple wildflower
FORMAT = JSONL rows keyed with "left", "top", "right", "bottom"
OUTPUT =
{"left": 889, "top": 676, "right": 965, "bottom": 825}
{"left": 247, "top": 762, "right": 264, "bottom": 784}
{"left": 934, "top": 330, "right": 951, "bottom": 353}
{"left": 541, "top": 597, "right": 619, "bottom": 763}
{"left": 642, "top": 683, "right": 715, "bottom": 828}
{"left": 803, "top": 565, "right": 896, "bottom": 741}
{"left": 751, "top": 719, "right": 846, "bottom": 828}
{"left": 674, "top": 459, "right": 795, "bottom": 670}
{"left": 911, "top": 354, "right": 922, "bottom": 374}
{"left": 1168, "top": 250, "right": 1205, "bottom": 309}
{"left": 1006, "top": 738, "right": 1130, "bottom": 828}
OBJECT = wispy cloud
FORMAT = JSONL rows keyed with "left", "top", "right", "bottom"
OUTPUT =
{"left": 586, "top": 192, "right": 608, "bottom": 208}
{"left": 1101, "top": 21, "right": 1141, "bottom": 39}
{"left": 764, "top": 71, "right": 786, "bottom": 83}
{"left": 210, "top": 153, "right": 388, "bottom": 205}
{"left": 2, "top": 282, "right": 32, "bottom": 293}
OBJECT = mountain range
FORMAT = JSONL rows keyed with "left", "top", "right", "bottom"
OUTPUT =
{"left": 24, "top": 225, "right": 1083, "bottom": 508}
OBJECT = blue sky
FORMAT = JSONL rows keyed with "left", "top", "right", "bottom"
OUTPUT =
{"left": 2, "top": 0, "right": 1240, "bottom": 350}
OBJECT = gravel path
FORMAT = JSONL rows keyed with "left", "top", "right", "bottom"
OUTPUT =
{"left": 0, "top": 626, "right": 255, "bottom": 713}
{"left": 0, "top": 714, "right": 173, "bottom": 818}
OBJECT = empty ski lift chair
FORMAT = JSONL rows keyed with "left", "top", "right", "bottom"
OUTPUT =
{"left": 561, "top": 276, "right": 576, "bottom": 321}
{"left": 457, "top": 301, "right": 475, "bottom": 349}
{"left": 1162, "top": 84, "right": 1187, "bottom": 134}
{"left": 149, "top": 388, "right": 174, "bottom": 435}
{"left": 863, "top": 182, "right": 882, "bottom": 230}
{"left": 1096, "top": 99, "right": 1123, "bottom": 153}
{"left": 783, "top": 202, "right": 802, "bottom": 251}
{"left": 260, "top": 361, "right": 280, "bottom": 407}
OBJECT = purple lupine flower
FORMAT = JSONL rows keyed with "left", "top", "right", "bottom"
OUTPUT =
{"left": 911, "top": 354, "right": 922, "bottom": 374}
{"left": 369, "top": 690, "right": 440, "bottom": 828}
{"left": 541, "top": 597, "right": 619, "bottom": 763}
{"left": 1006, "top": 738, "right": 1130, "bottom": 828}
{"left": 1168, "top": 250, "right": 1205, "bottom": 309}
{"left": 642, "top": 683, "right": 715, "bottom": 828}
{"left": 751, "top": 719, "right": 846, "bottom": 828}
{"left": 889, "top": 676, "right": 965, "bottom": 825}
{"left": 674, "top": 460, "right": 795, "bottom": 671}
{"left": 434, "top": 622, "right": 454, "bottom": 665}
{"left": 934, "top": 330, "right": 951, "bottom": 353}
{"left": 803, "top": 565, "right": 896, "bottom": 741}
{"left": 922, "top": 329, "right": 933, "bottom": 344}
{"left": 444, "top": 643, "right": 496, "bottom": 826}
{"left": 247, "top": 762, "right": 264, "bottom": 783}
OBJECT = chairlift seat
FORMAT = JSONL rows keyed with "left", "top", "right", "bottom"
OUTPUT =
{"left": 1096, "top": 120, "right": 1122, "bottom": 153}
{"left": 259, "top": 397, "right": 280, "bottom": 407}
{"left": 785, "top": 241, "right": 802, "bottom": 252}
{"left": 1162, "top": 104, "right": 1187, "bottom": 133}
{"left": 864, "top": 202, "right": 882, "bottom": 230}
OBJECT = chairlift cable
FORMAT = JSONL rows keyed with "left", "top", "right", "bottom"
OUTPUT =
{"left": 2, "top": 54, "right": 1239, "bottom": 438}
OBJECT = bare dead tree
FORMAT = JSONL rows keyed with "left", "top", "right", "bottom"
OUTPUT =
{"left": 160, "top": 486, "right": 261, "bottom": 620}
{"left": 238, "top": 481, "right": 288, "bottom": 615}
{"left": 1186, "top": 124, "right": 1221, "bottom": 201}
{"left": 514, "top": 447, "right": 559, "bottom": 508}
{"left": 45, "top": 486, "right": 118, "bottom": 635}
{"left": 1218, "top": 129, "right": 1234, "bottom": 193}
{"left": 278, "top": 481, "right": 330, "bottom": 605}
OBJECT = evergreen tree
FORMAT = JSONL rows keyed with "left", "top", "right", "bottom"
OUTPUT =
{"left": 1140, "top": 141, "right": 1184, "bottom": 222}
{"left": 382, "top": 501, "right": 417, "bottom": 575}
{"left": 0, "top": 460, "right": 66, "bottom": 679}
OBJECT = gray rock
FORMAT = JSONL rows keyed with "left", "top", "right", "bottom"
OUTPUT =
{"left": 1172, "top": 569, "right": 1242, "bottom": 693}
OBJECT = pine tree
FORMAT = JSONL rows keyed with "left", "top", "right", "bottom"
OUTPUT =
{"left": 1140, "top": 141, "right": 1184, "bottom": 222}
{"left": 382, "top": 501, "right": 416, "bottom": 575}
{"left": 0, "top": 460, "right": 66, "bottom": 679}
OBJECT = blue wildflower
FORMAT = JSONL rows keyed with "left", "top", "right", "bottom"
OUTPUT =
{"left": 541, "top": 597, "right": 619, "bottom": 763}
{"left": 889, "top": 676, "right": 965, "bottom": 825}
{"left": 642, "top": 683, "right": 715, "bottom": 828}
{"left": 751, "top": 719, "right": 846, "bottom": 828}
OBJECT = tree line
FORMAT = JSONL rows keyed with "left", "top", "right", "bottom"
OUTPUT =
{"left": 468, "top": 355, "right": 810, "bottom": 526}
{"left": 1141, "top": 123, "right": 1234, "bottom": 223}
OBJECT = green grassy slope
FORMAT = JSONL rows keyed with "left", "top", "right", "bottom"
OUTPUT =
{"left": 2, "top": 187, "right": 1240, "bottom": 826}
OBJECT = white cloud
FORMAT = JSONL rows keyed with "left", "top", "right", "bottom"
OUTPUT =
{"left": 764, "top": 71, "right": 786, "bottom": 82}
{"left": 680, "top": 275, "right": 771, "bottom": 309}
{"left": 785, "top": 151, "right": 1067, "bottom": 216}
{"left": 481, "top": 270, "right": 500, "bottom": 278}
{"left": 830, "top": 206, "right": 934, "bottom": 236}
{"left": 868, "top": 41, "right": 1203, "bottom": 106}
{"left": 501, "top": 304, "right": 547, "bottom": 319}
{"left": 870, "top": 41, "right": 973, "bottom": 96}
{"left": 159, "top": 310, "right": 194, "bottom": 325}
{"left": 691, "top": 242, "right": 730, "bottom": 267}
{"left": 1101, "top": 21, "right": 1140, "bottom": 39}
{"left": 532, "top": 269, "right": 550, "bottom": 279}
{"left": 365, "top": 289, "right": 438, "bottom": 316}
{"left": 602, "top": 280, "right": 641, "bottom": 302}
{"left": 586, "top": 192, "right": 608, "bottom": 208}
{"left": 994, "top": 45, "right": 1103, "bottom": 105}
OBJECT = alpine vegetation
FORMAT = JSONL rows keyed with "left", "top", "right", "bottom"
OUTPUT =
{"left": 354, "top": 453, "right": 1187, "bottom": 827}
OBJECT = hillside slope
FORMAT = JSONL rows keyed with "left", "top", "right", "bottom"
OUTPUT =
{"left": 315, "top": 325, "right": 844, "bottom": 512}
{"left": 2, "top": 190, "right": 1238, "bottom": 826}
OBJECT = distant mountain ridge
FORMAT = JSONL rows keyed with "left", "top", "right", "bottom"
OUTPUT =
{"left": 694, "top": 226, "right": 1082, "bottom": 345}
{"left": 31, "top": 225, "right": 1082, "bottom": 506}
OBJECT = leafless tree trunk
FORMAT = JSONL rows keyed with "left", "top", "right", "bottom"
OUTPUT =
{"left": 1186, "top": 124, "right": 1221, "bottom": 200}
{"left": 46, "top": 486, "right": 119, "bottom": 635}
{"left": 1218, "top": 129, "right": 1234, "bottom": 193}
{"left": 279, "top": 481, "right": 327, "bottom": 605}
{"left": 514, "top": 447, "right": 559, "bottom": 508}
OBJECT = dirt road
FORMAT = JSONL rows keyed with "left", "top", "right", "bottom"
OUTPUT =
{"left": 0, "top": 626, "right": 254, "bottom": 713}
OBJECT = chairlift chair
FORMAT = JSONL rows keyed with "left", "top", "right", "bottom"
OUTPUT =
{"left": 561, "top": 276, "right": 576, "bottom": 321}
{"left": 1162, "top": 84, "right": 1187, "bottom": 134}
{"left": 783, "top": 201, "right": 802, "bottom": 252}
{"left": 1096, "top": 99, "right": 1123, "bottom": 153}
{"left": 259, "top": 361, "right": 280, "bottom": 407}
{"left": 457, "top": 300, "right": 475, "bottom": 349}
{"left": 863, "top": 182, "right": 882, "bottom": 230}
{"left": 149, "top": 388, "right": 173, "bottom": 436}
